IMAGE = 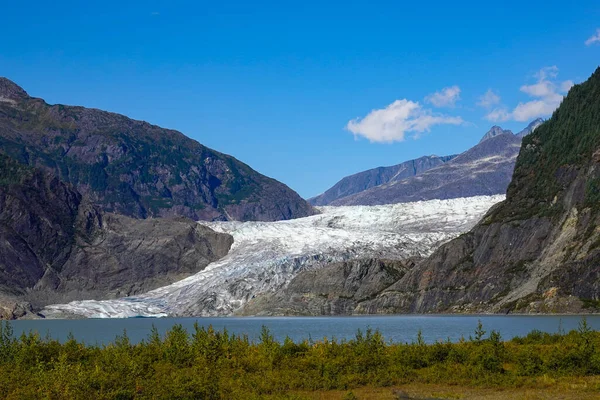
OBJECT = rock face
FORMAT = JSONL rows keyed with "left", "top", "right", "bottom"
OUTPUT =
{"left": 309, "top": 155, "right": 456, "bottom": 206}
{"left": 333, "top": 133, "right": 522, "bottom": 206}
{"left": 0, "top": 153, "right": 233, "bottom": 317}
{"left": 365, "top": 67, "right": 600, "bottom": 314}
{"left": 238, "top": 258, "right": 417, "bottom": 315}
{"left": 0, "top": 296, "right": 34, "bottom": 320}
{"left": 0, "top": 77, "right": 314, "bottom": 222}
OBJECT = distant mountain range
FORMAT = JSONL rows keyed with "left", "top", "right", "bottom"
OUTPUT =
{"left": 313, "top": 119, "right": 544, "bottom": 207}
{"left": 0, "top": 78, "right": 314, "bottom": 222}
{"left": 308, "top": 155, "right": 456, "bottom": 206}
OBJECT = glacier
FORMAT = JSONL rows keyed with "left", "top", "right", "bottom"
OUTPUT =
{"left": 42, "top": 195, "right": 504, "bottom": 318}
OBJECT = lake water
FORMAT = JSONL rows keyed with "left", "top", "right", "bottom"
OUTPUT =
{"left": 7, "top": 315, "right": 600, "bottom": 345}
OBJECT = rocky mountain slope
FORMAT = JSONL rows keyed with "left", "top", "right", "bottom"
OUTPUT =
{"left": 0, "top": 153, "right": 233, "bottom": 318}
{"left": 332, "top": 132, "right": 522, "bottom": 206}
{"left": 309, "top": 155, "right": 456, "bottom": 206}
{"left": 238, "top": 258, "right": 416, "bottom": 316}
{"left": 360, "top": 67, "right": 600, "bottom": 314}
{"left": 0, "top": 78, "right": 314, "bottom": 222}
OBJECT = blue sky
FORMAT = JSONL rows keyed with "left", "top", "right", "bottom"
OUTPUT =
{"left": 1, "top": 1, "right": 599, "bottom": 198}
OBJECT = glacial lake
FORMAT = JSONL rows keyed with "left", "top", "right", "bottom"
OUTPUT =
{"left": 7, "top": 315, "right": 600, "bottom": 345}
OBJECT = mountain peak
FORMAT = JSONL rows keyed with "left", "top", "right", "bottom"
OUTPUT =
{"left": 0, "top": 78, "right": 29, "bottom": 102}
{"left": 516, "top": 118, "right": 544, "bottom": 138}
{"left": 479, "top": 125, "right": 513, "bottom": 143}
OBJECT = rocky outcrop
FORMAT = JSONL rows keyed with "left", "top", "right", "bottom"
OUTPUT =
{"left": 0, "top": 77, "right": 314, "bottom": 222}
{"left": 26, "top": 214, "right": 234, "bottom": 307}
{"left": 309, "top": 155, "right": 456, "bottom": 206}
{"left": 0, "top": 154, "right": 233, "bottom": 317}
{"left": 333, "top": 133, "right": 522, "bottom": 206}
{"left": 237, "top": 258, "right": 417, "bottom": 316}
{"left": 0, "top": 296, "right": 34, "bottom": 320}
{"left": 364, "top": 67, "right": 600, "bottom": 314}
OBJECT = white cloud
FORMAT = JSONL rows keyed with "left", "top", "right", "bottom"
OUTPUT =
{"left": 477, "top": 89, "right": 501, "bottom": 108}
{"left": 561, "top": 80, "right": 574, "bottom": 92}
{"left": 484, "top": 66, "right": 572, "bottom": 122}
{"left": 485, "top": 108, "right": 510, "bottom": 122}
{"left": 520, "top": 80, "right": 556, "bottom": 98}
{"left": 425, "top": 85, "right": 461, "bottom": 108}
{"left": 346, "top": 99, "right": 464, "bottom": 143}
{"left": 585, "top": 28, "right": 600, "bottom": 46}
{"left": 512, "top": 100, "right": 559, "bottom": 122}
{"left": 535, "top": 65, "right": 559, "bottom": 80}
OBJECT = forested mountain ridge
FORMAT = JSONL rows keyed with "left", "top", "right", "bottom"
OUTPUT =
{"left": 0, "top": 78, "right": 315, "bottom": 222}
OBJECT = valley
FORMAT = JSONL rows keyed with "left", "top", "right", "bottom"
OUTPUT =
{"left": 42, "top": 196, "right": 503, "bottom": 318}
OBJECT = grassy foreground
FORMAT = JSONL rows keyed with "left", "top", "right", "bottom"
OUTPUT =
{"left": 1, "top": 320, "right": 599, "bottom": 399}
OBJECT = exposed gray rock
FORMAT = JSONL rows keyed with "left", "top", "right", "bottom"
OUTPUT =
{"left": 0, "top": 154, "right": 233, "bottom": 317}
{"left": 0, "top": 296, "right": 35, "bottom": 320}
{"left": 26, "top": 214, "right": 234, "bottom": 307}
{"left": 238, "top": 258, "right": 417, "bottom": 316}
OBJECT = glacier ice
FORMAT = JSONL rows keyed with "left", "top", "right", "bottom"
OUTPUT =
{"left": 43, "top": 195, "right": 504, "bottom": 318}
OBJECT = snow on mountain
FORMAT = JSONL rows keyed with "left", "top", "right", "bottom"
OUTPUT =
{"left": 42, "top": 195, "right": 505, "bottom": 318}
{"left": 331, "top": 133, "right": 521, "bottom": 206}
{"left": 516, "top": 118, "right": 544, "bottom": 138}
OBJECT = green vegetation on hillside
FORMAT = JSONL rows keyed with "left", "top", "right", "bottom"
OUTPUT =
{"left": 493, "top": 67, "right": 600, "bottom": 222}
{"left": 0, "top": 153, "right": 33, "bottom": 186}
{"left": 1, "top": 321, "right": 599, "bottom": 399}
{"left": 0, "top": 83, "right": 315, "bottom": 222}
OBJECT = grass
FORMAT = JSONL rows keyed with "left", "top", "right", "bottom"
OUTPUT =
{"left": 295, "top": 377, "right": 600, "bottom": 399}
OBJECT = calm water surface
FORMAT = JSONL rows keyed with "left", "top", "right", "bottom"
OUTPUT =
{"left": 8, "top": 315, "right": 600, "bottom": 345}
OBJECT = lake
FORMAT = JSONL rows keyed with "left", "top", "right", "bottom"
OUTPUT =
{"left": 7, "top": 315, "right": 600, "bottom": 345}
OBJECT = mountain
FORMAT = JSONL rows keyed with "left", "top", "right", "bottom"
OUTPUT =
{"left": 308, "top": 155, "right": 456, "bottom": 206}
{"left": 479, "top": 125, "right": 513, "bottom": 143}
{"left": 360, "top": 67, "right": 600, "bottom": 314}
{"left": 0, "top": 78, "right": 314, "bottom": 222}
{"left": 315, "top": 121, "right": 542, "bottom": 207}
{"left": 40, "top": 195, "right": 503, "bottom": 317}
{"left": 516, "top": 118, "right": 544, "bottom": 138}
{"left": 331, "top": 132, "right": 522, "bottom": 206}
{"left": 0, "top": 153, "right": 233, "bottom": 318}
